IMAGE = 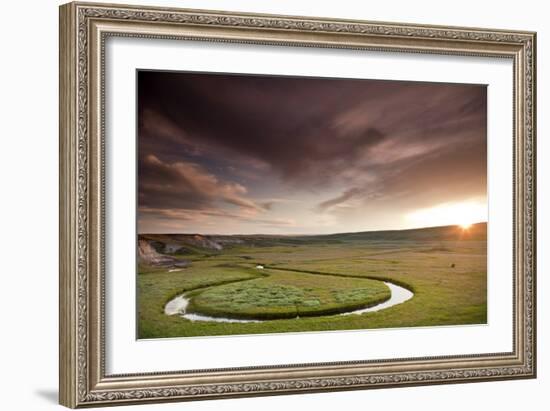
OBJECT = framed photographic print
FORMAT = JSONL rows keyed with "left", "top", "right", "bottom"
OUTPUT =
{"left": 59, "top": 2, "right": 537, "bottom": 408}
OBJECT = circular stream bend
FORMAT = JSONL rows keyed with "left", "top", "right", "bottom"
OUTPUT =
{"left": 164, "top": 280, "right": 413, "bottom": 323}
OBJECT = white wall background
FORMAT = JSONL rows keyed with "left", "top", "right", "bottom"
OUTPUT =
{"left": 0, "top": 0, "right": 546, "bottom": 409}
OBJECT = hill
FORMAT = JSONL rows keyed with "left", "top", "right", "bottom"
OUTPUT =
{"left": 321, "top": 222, "right": 487, "bottom": 242}
{"left": 139, "top": 222, "right": 487, "bottom": 255}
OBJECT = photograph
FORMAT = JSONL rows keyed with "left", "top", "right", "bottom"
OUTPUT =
{"left": 136, "top": 70, "right": 488, "bottom": 339}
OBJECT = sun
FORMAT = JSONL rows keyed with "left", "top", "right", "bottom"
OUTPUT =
{"left": 406, "top": 200, "right": 486, "bottom": 229}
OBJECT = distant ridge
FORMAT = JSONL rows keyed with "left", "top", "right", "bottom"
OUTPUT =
{"left": 139, "top": 222, "right": 487, "bottom": 254}
{"left": 322, "top": 222, "right": 487, "bottom": 241}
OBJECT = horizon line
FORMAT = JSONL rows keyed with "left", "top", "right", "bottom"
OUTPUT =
{"left": 138, "top": 221, "right": 488, "bottom": 237}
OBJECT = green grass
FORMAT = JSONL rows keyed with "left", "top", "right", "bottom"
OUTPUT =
{"left": 187, "top": 270, "right": 390, "bottom": 319}
{"left": 137, "top": 236, "right": 487, "bottom": 338}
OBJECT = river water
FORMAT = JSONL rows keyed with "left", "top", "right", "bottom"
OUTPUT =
{"left": 164, "top": 280, "right": 413, "bottom": 323}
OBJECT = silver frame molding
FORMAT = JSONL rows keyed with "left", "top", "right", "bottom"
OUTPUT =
{"left": 59, "top": 2, "right": 537, "bottom": 408}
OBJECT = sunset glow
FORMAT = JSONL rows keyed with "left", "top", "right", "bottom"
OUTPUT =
{"left": 406, "top": 201, "right": 487, "bottom": 229}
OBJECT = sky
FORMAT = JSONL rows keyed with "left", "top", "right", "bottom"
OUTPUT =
{"left": 137, "top": 70, "right": 487, "bottom": 235}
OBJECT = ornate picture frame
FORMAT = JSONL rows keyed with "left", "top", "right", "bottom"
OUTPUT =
{"left": 59, "top": 1, "right": 536, "bottom": 408}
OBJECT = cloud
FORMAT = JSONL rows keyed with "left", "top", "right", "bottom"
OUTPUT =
{"left": 317, "top": 187, "right": 362, "bottom": 211}
{"left": 138, "top": 72, "right": 394, "bottom": 184}
{"left": 137, "top": 71, "right": 487, "bottom": 234}
{"left": 139, "top": 154, "right": 266, "bottom": 212}
{"left": 138, "top": 206, "right": 296, "bottom": 233}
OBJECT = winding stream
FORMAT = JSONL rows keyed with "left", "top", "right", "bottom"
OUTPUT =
{"left": 164, "top": 280, "right": 413, "bottom": 323}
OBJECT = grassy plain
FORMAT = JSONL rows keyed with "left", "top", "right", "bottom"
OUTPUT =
{"left": 137, "top": 224, "right": 487, "bottom": 338}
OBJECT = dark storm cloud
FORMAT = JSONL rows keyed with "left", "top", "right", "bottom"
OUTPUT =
{"left": 138, "top": 71, "right": 395, "bottom": 182}
{"left": 137, "top": 70, "right": 486, "bottom": 233}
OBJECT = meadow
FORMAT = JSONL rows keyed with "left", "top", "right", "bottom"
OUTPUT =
{"left": 137, "top": 223, "right": 487, "bottom": 338}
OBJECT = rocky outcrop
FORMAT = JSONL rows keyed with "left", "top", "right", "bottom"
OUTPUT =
{"left": 141, "top": 234, "right": 247, "bottom": 252}
{"left": 138, "top": 239, "right": 189, "bottom": 268}
{"left": 183, "top": 234, "right": 223, "bottom": 250}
